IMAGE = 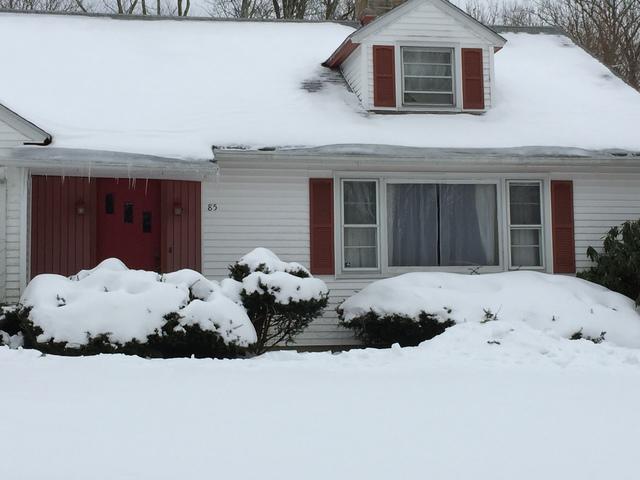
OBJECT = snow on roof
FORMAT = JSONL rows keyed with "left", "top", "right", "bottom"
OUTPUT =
{"left": 1, "top": 12, "right": 640, "bottom": 160}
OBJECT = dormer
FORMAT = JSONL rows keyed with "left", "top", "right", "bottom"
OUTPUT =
{"left": 324, "top": 0, "right": 506, "bottom": 113}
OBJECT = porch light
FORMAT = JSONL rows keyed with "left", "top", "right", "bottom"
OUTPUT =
{"left": 174, "top": 204, "right": 183, "bottom": 216}
{"left": 75, "top": 201, "right": 86, "bottom": 215}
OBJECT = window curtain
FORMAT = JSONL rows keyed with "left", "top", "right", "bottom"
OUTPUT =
{"left": 387, "top": 184, "right": 438, "bottom": 266}
{"left": 439, "top": 184, "right": 498, "bottom": 266}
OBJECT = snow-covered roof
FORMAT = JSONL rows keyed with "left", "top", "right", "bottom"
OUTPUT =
{"left": 1, "top": 11, "right": 640, "bottom": 160}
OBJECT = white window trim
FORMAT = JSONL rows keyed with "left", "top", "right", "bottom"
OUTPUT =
{"left": 339, "top": 179, "right": 381, "bottom": 273}
{"left": 506, "top": 180, "right": 546, "bottom": 270}
{"left": 400, "top": 46, "right": 456, "bottom": 108}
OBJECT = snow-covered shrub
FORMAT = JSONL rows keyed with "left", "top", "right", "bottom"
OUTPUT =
{"left": 16, "top": 259, "right": 257, "bottom": 358}
{"left": 340, "top": 311, "right": 455, "bottom": 347}
{"left": 228, "top": 248, "right": 329, "bottom": 354}
{"left": 338, "top": 271, "right": 640, "bottom": 348}
{"left": 578, "top": 219, "right": 640, "bottom": 303}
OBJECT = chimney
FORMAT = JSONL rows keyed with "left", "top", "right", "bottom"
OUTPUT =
{"left": 355, "top": 0, "right": 407, "bottom": 25}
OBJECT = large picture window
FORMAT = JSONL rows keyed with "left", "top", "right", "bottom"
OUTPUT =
{"left": 387, "top": 183, "right": 498, "bottom": 267}
{"left": 402, "top": 47, "right": 455, "bottom": 107}
{"left": 508, "top": 181, "right": 543, "bottom": 268}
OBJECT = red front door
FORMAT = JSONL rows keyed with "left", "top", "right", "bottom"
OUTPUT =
{"left": 96, "top": 178, "right": 161, "bottom": 271}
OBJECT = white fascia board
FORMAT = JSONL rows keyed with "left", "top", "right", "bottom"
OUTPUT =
{"left": 0, "top": 103, "right": 51, "bottom": 145}
{"left": 351, "top": 0, "right": 506, "bottom": 47}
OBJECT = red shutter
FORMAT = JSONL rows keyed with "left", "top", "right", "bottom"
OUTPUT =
{"left": 462, "top": 48, "right": 485, "bottom": 110}
{"left": 551, "top": 180, "right": 576, "bottom": 273}
{"left": 309, "top": 178, "right": 334, "bottom": 275}
{"left": 160, "top": 180, "right": 202, "bottom": 272}
{"left": 30, "top": 176, "right": 96, "bottom": 278}
{"left": 373, "top": 45, "right": 396, "bottom": 108}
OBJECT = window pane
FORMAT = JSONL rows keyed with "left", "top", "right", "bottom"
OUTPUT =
{"left": 510, "top": 184, "right": 541, "bottom": 225}
{"left": 439, "top": 184, "right": 499, "bottom": 266}
{"left": 404, "top": 93, "right": 453, "bottom": 105}
{"left": 510, "top": 229, "right": 542, "bottom": 267}
{"left": 344, "top": 181, "right": 376, "bottom": 225}
{"left": 402, "top": 47, "right": 454, "bottom": 106}
{"left": 403, "top": 49, "right": 451, "bottom": 64}
{"left": 344, "top": 227, "right": 377, "bottom": 268}
{"left": 404, "top": 77, "right": 453, "bottom": 93}
{"left": 387, "top": 184, "right": 438, "bottom": 266}
{"left": 404, "top": 63, "right": 451, "bottom": 76}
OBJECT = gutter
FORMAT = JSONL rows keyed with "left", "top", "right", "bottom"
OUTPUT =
{"left": 212, "top": 145, "right": 640, "bottom": 170}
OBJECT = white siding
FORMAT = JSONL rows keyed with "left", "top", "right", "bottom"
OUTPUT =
{"left": 361, "top": 0, "right": 494, "bottom": 110}
{"left": 2, "top": 167, "right": 28, "bottom": 303}
{"left": 0, "top": 119, "right": 29, "bottom": 148}
{"left": 203, "top": 162, "right": 640, "bottom": 348}
{"left": 573, "top": 174, "right": 640, "bottom": 271}
{"left": 340, "top": 45, "right": 364, "bottom": 102}
{"left": 202, "top": 165, "right": 361, "bottom": 347}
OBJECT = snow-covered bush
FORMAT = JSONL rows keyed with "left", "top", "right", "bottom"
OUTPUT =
{"left": 338, "top": 271, "right": 640, "bottom": 348}
{"left": 15, "top": 259, "right": 257, "bottom": 358}
{"left": 578, "top": 219, "right": 640, "bottom": 303}
{"left": 228, "top": 248, "right": 329, "bottom": 354}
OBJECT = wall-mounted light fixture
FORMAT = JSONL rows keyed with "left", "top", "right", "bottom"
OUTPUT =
{"left": 173, "top": 204, "right": 183, "bottom": 216}
{"left": 76, "top": 201, "right": 86, "bottom": 215}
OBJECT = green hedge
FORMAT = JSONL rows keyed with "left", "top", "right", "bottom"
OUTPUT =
{"left": 3, "top": 307, "right": 248, "bottom": 358}
{"left": 339, "top": 310, "right": 455, "bottom": 348}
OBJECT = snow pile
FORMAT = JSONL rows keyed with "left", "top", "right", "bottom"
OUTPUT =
{"left": 1, "top": 13, "right": 640, "bottom": 157}
{"left": 238, "top": 247, "right": 309, "bottom": 276}
{"left": 235, "top": 248, "right": 328, "bottom": 304}
{"left": 339, "top": 271, "right": 640, "bottom": 348}
{"left": 20, "top": 259, "right": 256, "bottom": 347}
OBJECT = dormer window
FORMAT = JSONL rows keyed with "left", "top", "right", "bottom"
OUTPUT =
{"left": 323, "top": 0, "right": 507, "bottom": 113}
{"left": 402, "top": 47, "right": 454, "bottom": 107}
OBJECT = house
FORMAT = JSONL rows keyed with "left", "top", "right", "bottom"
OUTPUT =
{"left": 1, "top": 1, "right": 640, "bottom": 348}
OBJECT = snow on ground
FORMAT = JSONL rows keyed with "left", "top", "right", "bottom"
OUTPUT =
{"left": 2, "top": 322, "right": 640, "bottom": 480}
{"left": 21, "top": 258, "right": 256, "bottom": 346}
{"left": 340, "top": 270, "right": 640, "bottom": 348}
{"left": 1, "top": 13, "right": 640, "bottom": 158}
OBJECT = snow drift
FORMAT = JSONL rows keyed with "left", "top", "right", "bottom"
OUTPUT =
{"left": 339, "top": 271, "right": 640, "bottom": 348}
{"left": 20, "top": 258, "right": 257, "bottom": 347}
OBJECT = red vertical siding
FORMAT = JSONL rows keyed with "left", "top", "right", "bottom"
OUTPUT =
{"left": 551, "top": 180, "right": 576, "bottom": 274}
{"left": 30, "top": 176, "right": 96, "bottom": 278}
{"left": 461, "top": 48, "right": 485, "bottom": 110}
{"left": 373, "top": 45, "right": 396, "bottom": 108}
{"left": 309, "top": 178, "right": 334, "bottom": 275}
{"left": 160, "top": 180, "right": 202, "bottom": 272}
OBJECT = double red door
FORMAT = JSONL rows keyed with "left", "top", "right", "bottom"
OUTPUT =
{"left": 96, "top": 178, "right": 161, "bottom": 271}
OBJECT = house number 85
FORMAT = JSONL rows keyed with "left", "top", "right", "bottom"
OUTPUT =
{"left": 208, "top": 203, "right": 218, "bottom": 212}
